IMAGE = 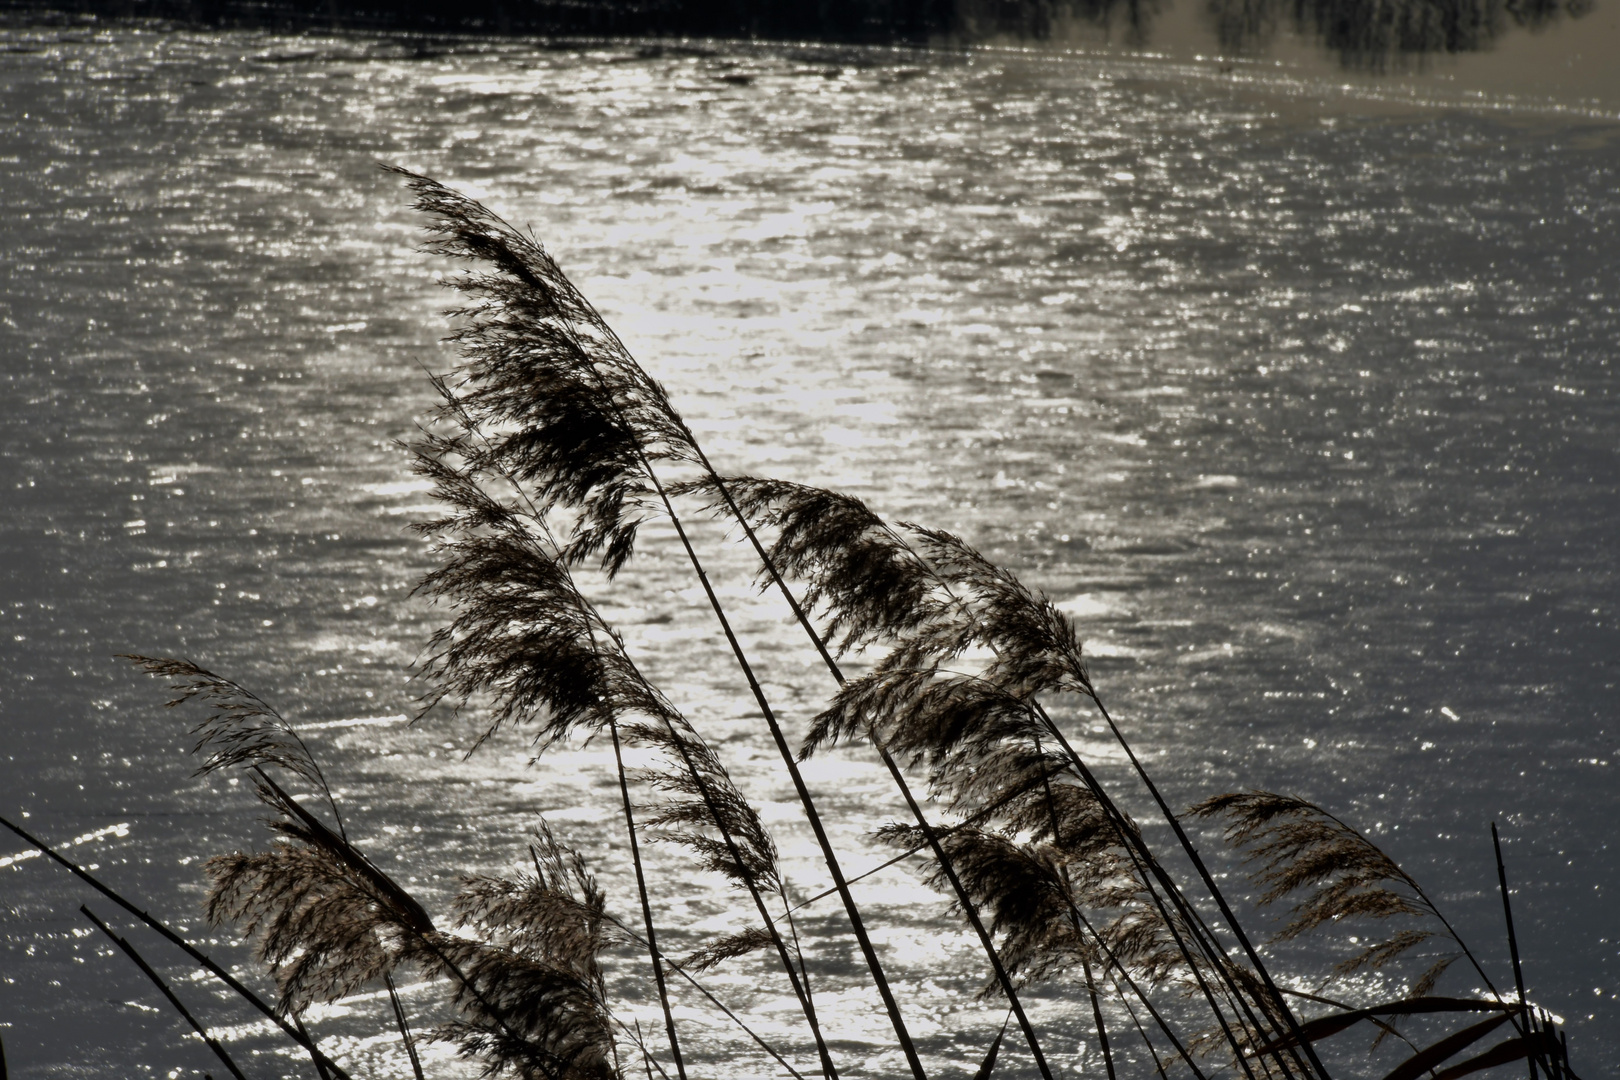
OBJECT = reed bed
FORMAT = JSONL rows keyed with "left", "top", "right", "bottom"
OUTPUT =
{"left": 1, "top": 170, "right": 1583, "bottom": 1080}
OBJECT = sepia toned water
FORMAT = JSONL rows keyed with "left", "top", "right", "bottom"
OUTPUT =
{"left": 1, "top": 21, "right": 1617, "bottom": 1079}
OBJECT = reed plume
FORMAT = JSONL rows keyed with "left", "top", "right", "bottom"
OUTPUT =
{"left": 386, "top": 166, "right": 697, "bottom": 579}
{"left": 123, "top": 655, "right": 348, "bottom": 831}
{"left": 1188, "top": 791, "right": 1446, "bottom": 987}
{"left": 437, "top": 823, "right": 619, "bottom": 1080}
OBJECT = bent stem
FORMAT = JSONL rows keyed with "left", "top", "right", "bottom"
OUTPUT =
{"left": 696, "top": 467, "right": 1056, "bottom": 1080}
{"left": 80, "top": 905, "right": 249, "bottom": 1080}
{"left": 1076, "top": 693, "right": 1329, "bottom": 1080}
{"left": 611, "top": 718, "right": 688, "bottom": 1080}
{"left": 643, "top": 464, "right": 927, "bottom": 1080}
{"left": 0, "top": 815, "right": 353, "bottom": 1080}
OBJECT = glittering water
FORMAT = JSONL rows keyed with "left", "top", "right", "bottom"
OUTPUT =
{"left": 1, "top": 23, "right": 1617, "bottom": 1080}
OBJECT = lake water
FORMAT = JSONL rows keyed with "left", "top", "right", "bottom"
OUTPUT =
{"left": 1, "top": 21, "right": 1616, "bottom": 1080}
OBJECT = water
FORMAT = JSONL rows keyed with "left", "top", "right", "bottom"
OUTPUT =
{"left": 1, "top": 22, "right": 1616, "bottom": 1079}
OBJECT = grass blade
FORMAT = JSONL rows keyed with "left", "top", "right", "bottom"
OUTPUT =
{"left": 973, "top": 1016, "right": 1009, "bottom": 1080}
{"left": 1379, "top": 1013, "right": 1515, "bottom": 1080}
{"left": 1433, "top": 1034, "right": 1559, "bottom": 1080}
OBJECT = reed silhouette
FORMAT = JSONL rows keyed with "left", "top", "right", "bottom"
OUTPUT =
{"left": 1, "top": 170, "right": 1585, "bottom": 1080}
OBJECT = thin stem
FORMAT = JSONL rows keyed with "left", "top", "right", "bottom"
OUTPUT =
{"left": 80, "top": 906, "right": 249, "bottom": 1080}
{"left": 603, "top": 913, "right": 811, "bottom": 1080}
{"left": 1110, "top": 967, "right": 1171, "bottom": 1080}
{"left": 1081, "top": 694, "right": 1329, "bottom": 1080}
{"left": 789, "top": 761, "right": 1077, "bottom": 911}
{"left": 385, "top": 973, "right": 426, "bottom": 1080}
{"left": 642, "top": 465, "right": 927, "bottom": 1080}
{"left": 1493, "top": 822, "right": 1537, "bottom": 1080}
{"left": 1068, "top": 904, "right": 1208, "bottom": 1080}
{"left": 0, "top": 815, "right": 352, "bottom": 1080}
{"left": 1035, "top": 748, "right": 1114, "bottom": 1080}
{"left": 694, "top": 468, "right": 1054, "bottom": 1080}
{"left": 1080, "top": 949, "right": 1118, "bottom": 1080}
{"left": 621, "top": 1019, "right": 674, "bottom": 1080}
{"left": 612, "top": 718, "right": 688, "bottom": 1080}
{"left": 294, "top": 1016, "right": 332, "bottom": 1080}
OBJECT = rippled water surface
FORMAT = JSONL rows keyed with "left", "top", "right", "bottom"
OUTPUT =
{"left": 1, "top": 23, "right": 1617, "bottom": 1079}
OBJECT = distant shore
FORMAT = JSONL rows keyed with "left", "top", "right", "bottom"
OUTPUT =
{"left": 0, "top": 0, "right": 977, "bottom": 44}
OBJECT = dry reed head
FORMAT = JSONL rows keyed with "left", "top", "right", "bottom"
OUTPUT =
{"left": 205, "top": 778, "right": 428, "bottom": 1013}
{"left": 123, "top": 655, "right": 328, "bottom": 790}
{"left": 628, "top": 717, "right": 782, "bottom": 895}
{"left": 389, "top": 165, "right": 695, "bottom": 578}
{"left": 407, "top": 423, "right": 691, "bottom": 756}
{"left": 679, "top": 925, "right": 776, "bottom": 974}
{"left": 678, "top": 476, "right": 1092, "bottom": 699}
{"left": 440, "top": 822, "right": 620, "bottom": 1080}
{"left": 1189, "top": 791, "right": 1456, "bottom": 992}
{"left": 672, "top": 475, "right": 950, "bottom": 656}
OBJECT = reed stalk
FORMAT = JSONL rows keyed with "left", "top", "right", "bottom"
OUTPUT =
{"left": 0, "top": 814, "right": 353, "bottom": 1080}
{"left": 384, "top": 973, "right": 426, "bottom": 1080}
{"left": 391, "top": 164, "right": 924, "bottom": 1080}
{"left": 424, "top": 380, "right": 769, "bottom": 1079}
{"left": 1080, "top": 948, "right": 1117, "bottom": 1080}
{"left": 80, "top": 905, "right": 249, "bottom": 1080}
{"left": 691, "top": 470, "right": 1057, "bottom": 1080}
{"left": 1493, "top": 823, "right": 1537, "bottom": 1080}
{"left": 1025, "top": 709, "right": 1267, "bottom": 1077}
{"left": 610, "top": 718, "right": 687, "bottom": 1080}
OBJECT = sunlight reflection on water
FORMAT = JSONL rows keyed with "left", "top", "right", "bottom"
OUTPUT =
{"left": 1, "top": 22, "right": 1617, "bottom": 1079}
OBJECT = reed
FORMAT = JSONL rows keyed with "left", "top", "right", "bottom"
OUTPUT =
{"left": 4, "top": 170, "right": 1584, "bottom": 1080}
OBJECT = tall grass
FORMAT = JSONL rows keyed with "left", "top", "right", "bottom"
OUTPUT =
{"left": 3, "top": 170, "right": 1583, "bottom": 1080}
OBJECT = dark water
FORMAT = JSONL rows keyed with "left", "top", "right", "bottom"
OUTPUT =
{"left": 1, "top": 23, "right": 1616, "bottom": 1080}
